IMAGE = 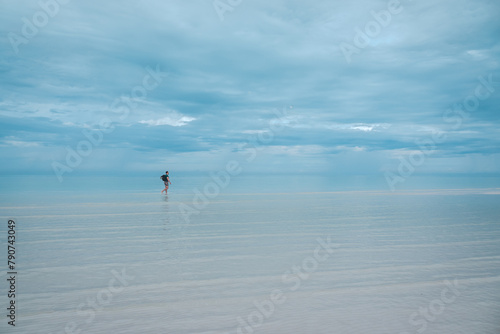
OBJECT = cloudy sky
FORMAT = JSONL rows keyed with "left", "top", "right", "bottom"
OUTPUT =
{"left": 1, "top": 0, "right": 499, "bottom": 184}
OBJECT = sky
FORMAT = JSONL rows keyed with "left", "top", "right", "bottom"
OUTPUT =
{"left": 0, "top": 0, "right": 499, "bottom": 187}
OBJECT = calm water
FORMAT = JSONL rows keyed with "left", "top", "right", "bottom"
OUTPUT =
{"left": 0, "top": 176, "right": 499, "bottom": 333}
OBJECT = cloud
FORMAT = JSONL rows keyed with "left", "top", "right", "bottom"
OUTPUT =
{"left": 2, "top": 139, "right": 40, "bottom": 148}
{"left": 0, "top": 0, "right": 499, "bottom": 178}
{"left": 242, "top": 130, "right": 269, "bottom": 134}
{"left": 139, "top": 115, "right": 196, "bottom": 127}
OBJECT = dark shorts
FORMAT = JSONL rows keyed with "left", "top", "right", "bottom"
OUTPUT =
{"left": 164, "top": 181, "right": 169, "bottom": 187}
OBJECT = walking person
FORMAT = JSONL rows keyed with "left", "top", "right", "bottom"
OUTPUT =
{"left": 161, "top": 171, "right": 171, "bottom": 194}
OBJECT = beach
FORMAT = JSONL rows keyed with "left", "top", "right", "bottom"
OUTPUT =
{"left": 2, "top": 0, "right": 500, "bottom": 332}
{"left": 1, "top": 176, "right": 499, "bottom": 333}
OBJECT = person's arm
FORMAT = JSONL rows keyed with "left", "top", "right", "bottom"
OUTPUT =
{"left": 167, "top": 176, "right": 171, "bottom": 184}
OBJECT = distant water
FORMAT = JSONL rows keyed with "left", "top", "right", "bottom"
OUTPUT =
{"left": 1, "top": 173, "right": 500, "bottom": 195}
{"left": 0, "top": 176, "right": 499, "bottom": 333}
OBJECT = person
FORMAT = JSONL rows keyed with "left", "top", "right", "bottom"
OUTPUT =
{"left": 160, "top": 171, "right": 171, "bottom": 194}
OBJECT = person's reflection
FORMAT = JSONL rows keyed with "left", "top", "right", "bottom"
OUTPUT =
{"left": 160, "top": 198, "right": 190, "bottom": 280}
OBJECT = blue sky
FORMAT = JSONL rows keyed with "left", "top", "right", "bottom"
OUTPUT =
{"left": 1, "top": 0, "right": 499, "bottom": 184}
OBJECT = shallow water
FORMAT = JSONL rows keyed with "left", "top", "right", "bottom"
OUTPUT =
{"left": 0, "top": 178, "right": 499, "bottom": 333}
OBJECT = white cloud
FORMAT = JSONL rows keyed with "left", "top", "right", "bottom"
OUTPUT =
{"left": 336, "top": 145, "right": 366, "bottom": 152}
{"left": 324, "top": 123, "right": 391, "bottom": 132}
{"left": 349, "top": 125, "right": 374, "bottom": 132}
{"left": 139, "top": 115, "right": 196, "bottom": 127}
{"left": 3, "top": 140, "right": 40, "bottom": 147}
{"left": 257, "top": 145, "right": 328, "bottom": 156}
{"left": 242, "top": 130, "right": 268, "bottom": 134}
{"left": 466, "top": 49, "right": 488, "bottom": 60}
